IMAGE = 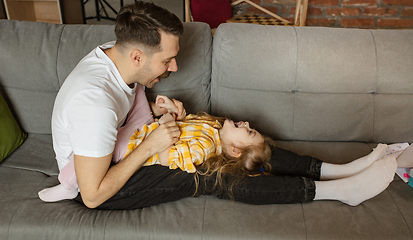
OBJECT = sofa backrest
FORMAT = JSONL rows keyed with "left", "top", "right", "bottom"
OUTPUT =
{"left": 211, "top": 23, "right": 413, "bottom": 143}
{"left": 0, "top": 20, "right": 212, "bottom": 134}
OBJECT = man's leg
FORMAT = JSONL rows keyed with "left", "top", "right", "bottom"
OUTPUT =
{"left": 75, "top": 165, "right": 197, "bottom": 210}
{"left": 199, "top": 147, "right": 321, "bottom": 205}
{"left": 201, "top": 172, "right": 315, "bottom": 204}
{"left": 269, "top": 147, "right": 323, "bottom": 180}
{"left": 74, "top": 148, "right": 323, "bottom": 209}
{"left": 77, "top": 166, "right": 316, "bottom": 209}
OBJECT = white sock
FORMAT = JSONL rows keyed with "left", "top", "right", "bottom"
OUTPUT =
{"left": 314, "top": 155, "right": 397, "bottom": 206}
{"left": 38, "top": 184, "right": 78, "bottom": 202}
{"left": 320, "top": 143, "right": 387, "bottom": 180}
{"left": 385, "top": 143, "right": 409, "bottom": 158}
{"left": 388, "top": 143, "right": 413, "bottom": 168}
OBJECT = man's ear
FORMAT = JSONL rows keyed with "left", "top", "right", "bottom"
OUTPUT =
{"left": 130, "top": 49, "right": 145, "bottom": 67}
{"left": 229, "top": 145, "right": 242, "bottom": 158}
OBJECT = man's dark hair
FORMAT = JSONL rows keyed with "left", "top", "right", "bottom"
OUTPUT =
{"left": 115, "top": 1, "right": 183, "bottom": 50}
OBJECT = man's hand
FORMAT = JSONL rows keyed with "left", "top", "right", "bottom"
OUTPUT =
{"left": 144, "top": 120, "right": 180, "bottom": 153}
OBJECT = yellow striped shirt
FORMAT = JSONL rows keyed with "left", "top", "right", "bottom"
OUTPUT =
{"left": 125, "top": 114, "right": 222, "bottom": 173}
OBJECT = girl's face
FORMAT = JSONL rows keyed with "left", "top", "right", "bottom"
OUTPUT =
{"left": 219, "top": 120, "right": 264, "bottom": 149}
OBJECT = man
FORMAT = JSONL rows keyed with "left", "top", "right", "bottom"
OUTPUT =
{"left": 48, "top": 2, "right": 190, "bottom": 209}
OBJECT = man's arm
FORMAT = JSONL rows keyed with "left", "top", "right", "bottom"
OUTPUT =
{"left": 156, "top": 113, "right": 176, "bottom": 166}
{"left": 75, "top": 120, "right": 180, "bottom": 209}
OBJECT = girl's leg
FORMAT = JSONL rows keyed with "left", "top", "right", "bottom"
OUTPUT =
{"left": 314, "top": 155, "right": 397, "bottom": 206}
{"left": 38, "top": 158, "right": 78, "bottom": 202}
{"left": 320, "top": 144, "right": 387, "bottom": 180}
{"left": 112, "top": 85, "right": 154, "bottom": 163}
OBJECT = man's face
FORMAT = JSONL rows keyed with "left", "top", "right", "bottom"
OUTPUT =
{"left": 139, "top": 31, "right": 180, "bottom": 88}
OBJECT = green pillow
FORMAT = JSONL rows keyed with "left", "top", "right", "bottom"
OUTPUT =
{"left": 0, "top": 93, "right": 27, "bottom": 162}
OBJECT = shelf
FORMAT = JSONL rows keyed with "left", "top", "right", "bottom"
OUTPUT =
{"left": 4, "top": 0, "right": 62, "bottom": 24}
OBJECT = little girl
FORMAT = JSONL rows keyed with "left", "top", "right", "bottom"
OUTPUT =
{"left": 39, "top": 95, "right": 273, "bottom": 202}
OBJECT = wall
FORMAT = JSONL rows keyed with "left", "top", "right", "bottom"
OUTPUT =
{"left": 231, "top": 0, "right": 413, "bottom": 28}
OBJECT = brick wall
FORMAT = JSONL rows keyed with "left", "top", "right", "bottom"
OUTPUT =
{"left": 231, "top": 0, "right": 413, "bottom": 28}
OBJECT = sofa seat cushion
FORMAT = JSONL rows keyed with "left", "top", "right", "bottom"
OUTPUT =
{"left": 1, "top": 133, "right": 58, "bottom": 176}
{"left": 0, "top": 167, "right": 49, "bottom": 238}
{"left": 1, "top": 139, "right": 412, "bottom": 239}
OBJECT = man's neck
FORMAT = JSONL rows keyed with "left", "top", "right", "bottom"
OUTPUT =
{"left": 103, "top": 45, "right": 133, "bottom": 87}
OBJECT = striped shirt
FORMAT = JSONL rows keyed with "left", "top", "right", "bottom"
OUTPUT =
{"left": 124, "top": 114, "right": 222, "bottom": 173}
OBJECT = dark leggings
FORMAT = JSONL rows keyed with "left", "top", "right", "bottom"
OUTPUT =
{"left": 75, "top": 147, "right": 323, "bottom": 210}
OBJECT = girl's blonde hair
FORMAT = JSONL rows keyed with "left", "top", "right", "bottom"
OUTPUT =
{"left": 192, "top": 112, "right": 275, "bottom": 197}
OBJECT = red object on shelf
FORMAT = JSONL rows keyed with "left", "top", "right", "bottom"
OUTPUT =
{"left": 190, "top": 0, "right": 233, "bottom": 29}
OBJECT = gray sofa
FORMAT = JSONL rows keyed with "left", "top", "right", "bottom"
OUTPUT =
{"left": 1, "top": 19, "right": 413, "bottom": 240}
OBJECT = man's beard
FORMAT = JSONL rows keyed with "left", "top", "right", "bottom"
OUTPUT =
{"left": 158, "top": 71, "right": 171, "bottom": 79}
{"left": 146, "top": 70, "right": 172, "bottom": 88}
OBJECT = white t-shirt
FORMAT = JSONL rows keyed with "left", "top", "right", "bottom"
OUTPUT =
{"left": 52, "top": 41, "right": 136, "bottom": 171}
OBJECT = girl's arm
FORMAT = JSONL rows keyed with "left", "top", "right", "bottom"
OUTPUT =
{"left": 158, "top": 149, "right": 171, "bottom": 166}
{"left": 150, "top": 95, "right": 186, "bottom": 120}
{"left": 158, "top": 112, "right": 175, "bottom": 124}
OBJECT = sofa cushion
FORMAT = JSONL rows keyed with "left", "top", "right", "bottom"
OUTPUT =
{"left": 0, "top": 93, "right": 27, "bottom": 161}
{"left": 211, "top": 23, "right": 413, "bottom": 143}
{"left": 0, "top": 20, "right": 64, "bottom": 135}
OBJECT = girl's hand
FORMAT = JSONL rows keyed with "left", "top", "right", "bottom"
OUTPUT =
{"left": 155, "top": 95, "right": 186, "bottom": 120}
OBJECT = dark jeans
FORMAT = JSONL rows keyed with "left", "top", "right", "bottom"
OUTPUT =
{"left": 75, "top": 147, "right": 323, "bottom": 210}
